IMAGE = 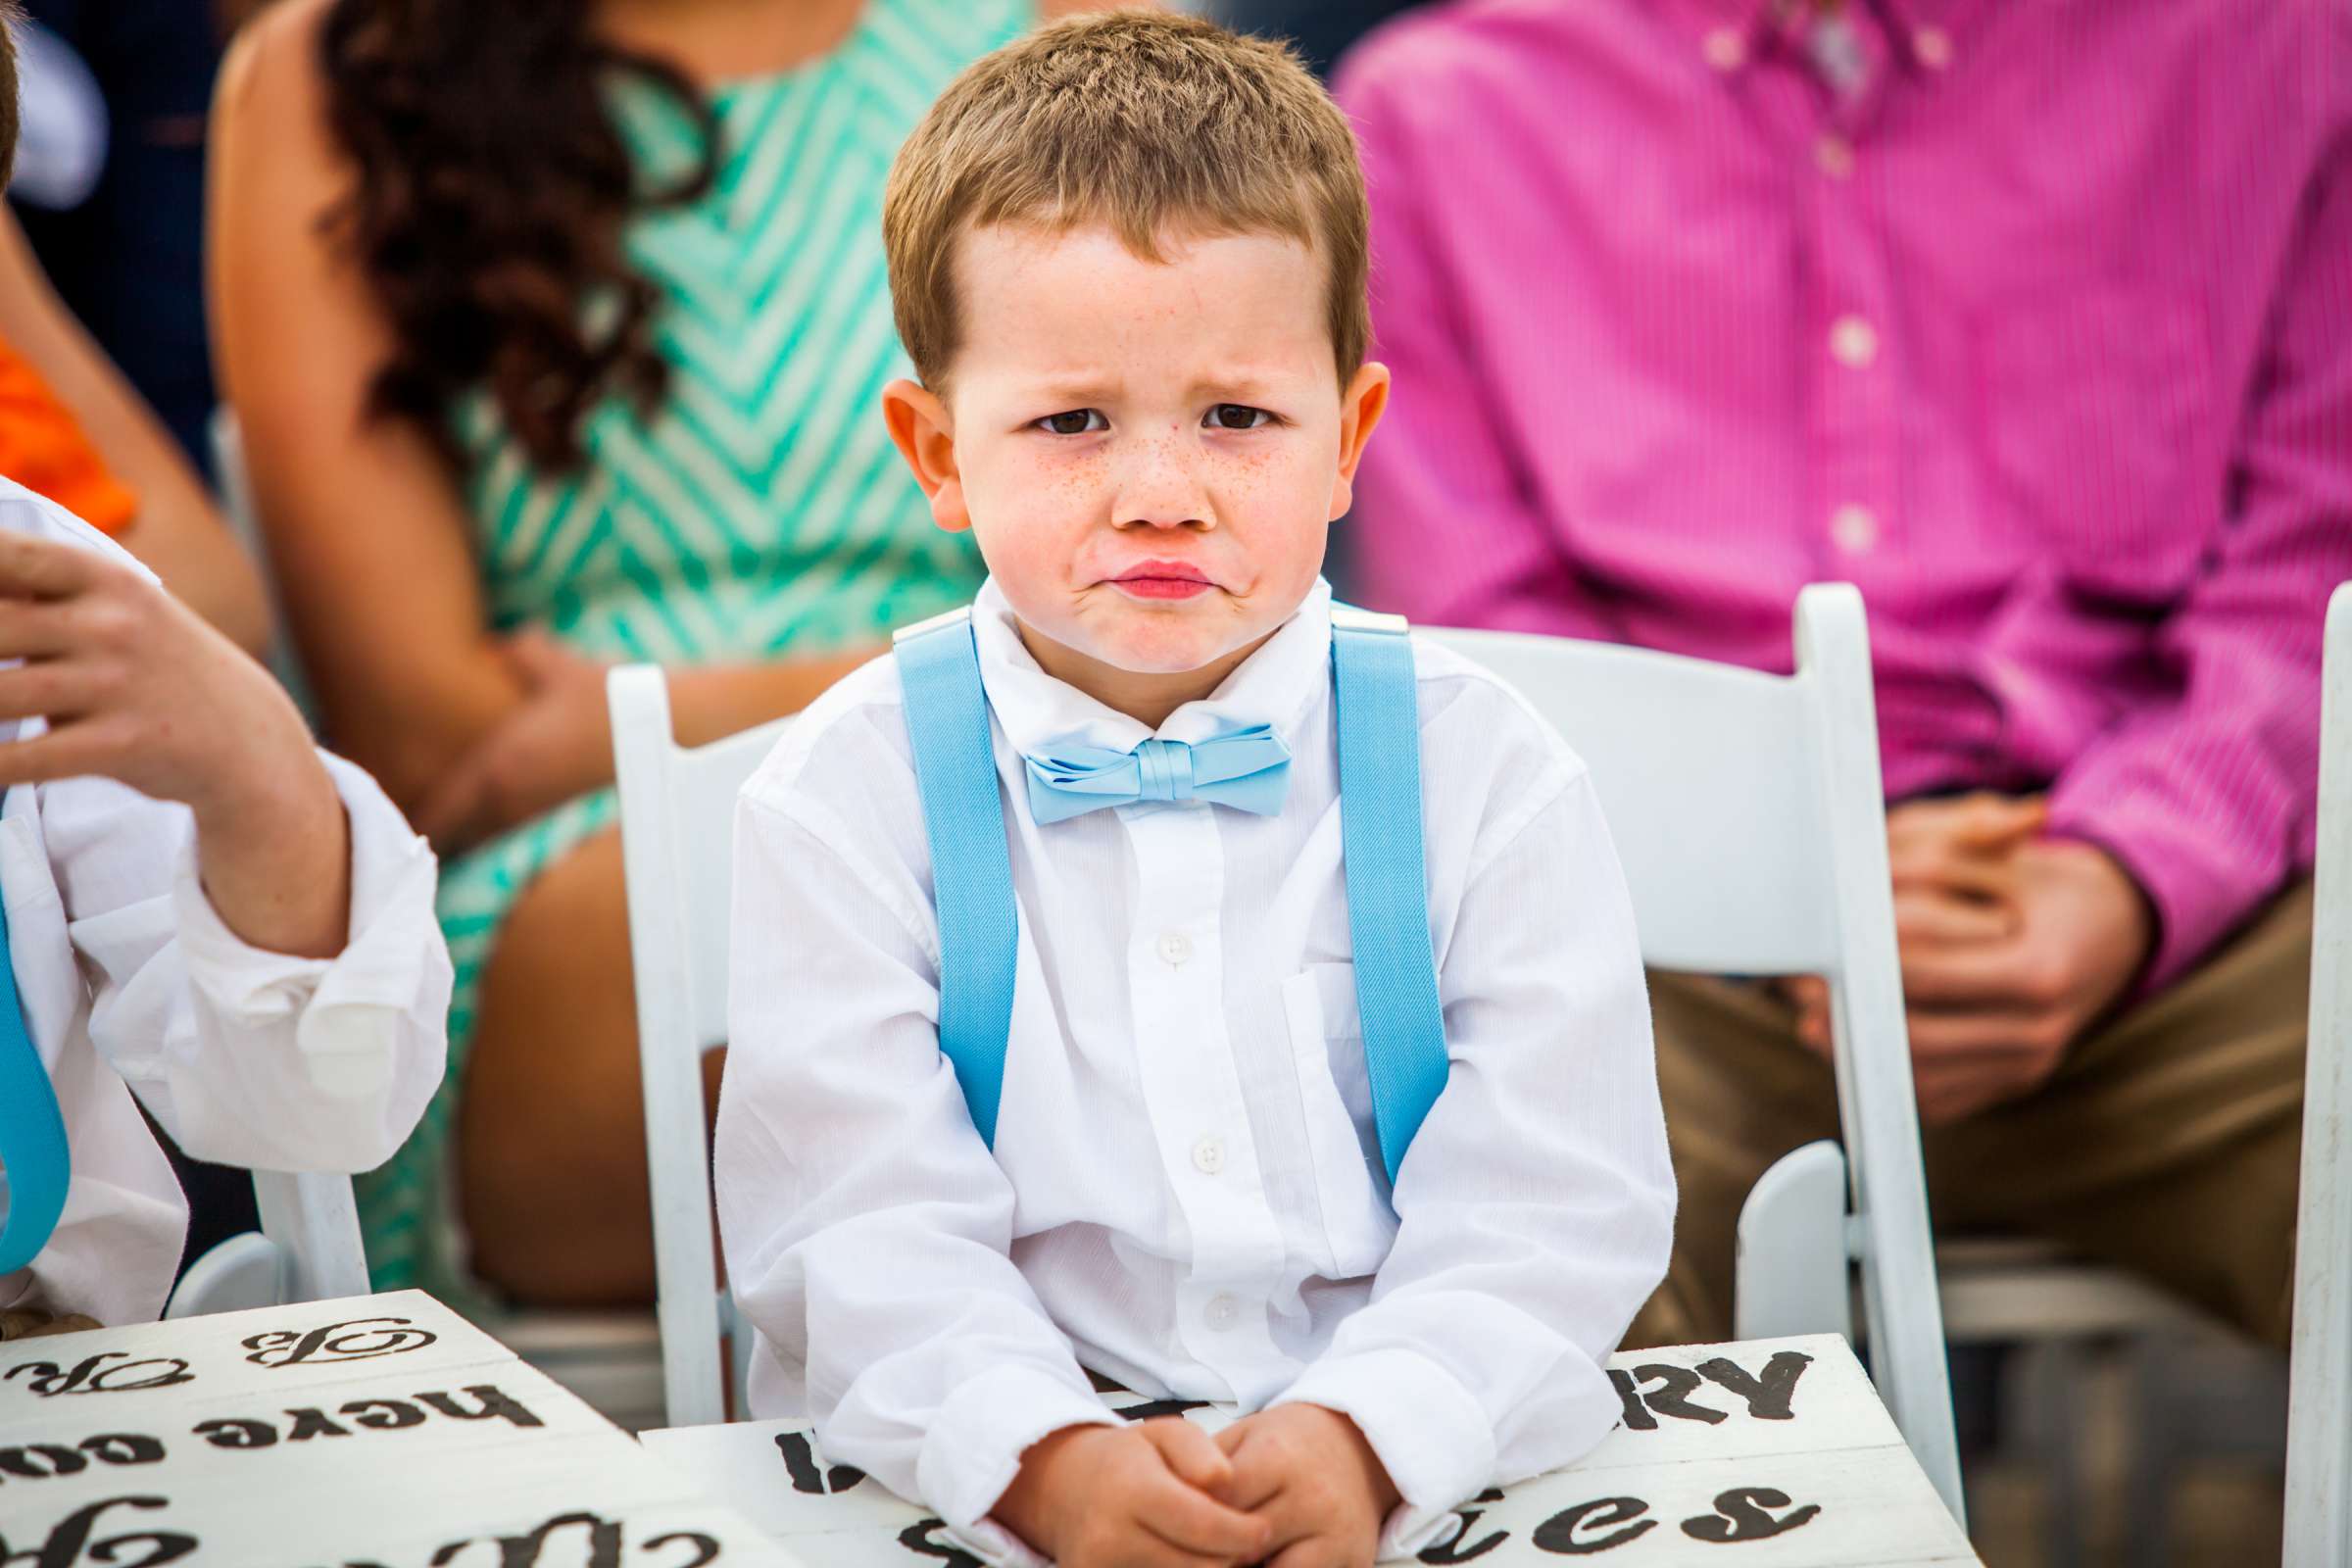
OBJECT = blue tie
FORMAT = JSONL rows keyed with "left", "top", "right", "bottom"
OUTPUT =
{"left": 1024, "top": 727, "right": 1293, "bottom": 825}
{"left": 0, "top": 875, "right": 69, "bottom": 1277}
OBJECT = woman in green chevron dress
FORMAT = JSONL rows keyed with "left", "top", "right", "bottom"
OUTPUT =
{"left": 211, "top": 0, "right": 1090, "bottom": 1303}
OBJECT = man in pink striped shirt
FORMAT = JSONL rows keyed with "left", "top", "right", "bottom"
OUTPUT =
{"left": 1338, "top": 0, "right": 2350, "bottom": 1348}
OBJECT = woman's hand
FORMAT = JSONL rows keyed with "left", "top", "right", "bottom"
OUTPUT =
{"left": 416, "top": 630, "right": 614, "bottom": 854}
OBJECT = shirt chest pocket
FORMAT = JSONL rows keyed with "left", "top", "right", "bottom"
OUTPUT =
{"left": 1279, "top": 963, "right": 1399, "bottom": 1282}
{"left": 1973, "top": 282, "right": 2216, "bottom": 603}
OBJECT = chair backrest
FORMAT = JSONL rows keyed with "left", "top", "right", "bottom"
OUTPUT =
{"left": 2285, "top": 581, "right": 2352, "bottom": 1565}
{"left": 164, "top": 1171, "right": 371, "bottom": 1318}
{"left": 613, "top": 588, "right": 1958, "bottom": 1515}
{"left": 609, "top": 665, "right": 791, "bottom": 1426}
{"left": 1421, "top": 584, "right": 1958, "bottom": 1515}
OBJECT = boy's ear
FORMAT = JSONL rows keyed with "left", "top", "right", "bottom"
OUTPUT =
{"left": 1326, "top": 362, "right": 1393, "bottom": 522}
{"left": 881, "top": 378, "right": 972, "bottom": 533}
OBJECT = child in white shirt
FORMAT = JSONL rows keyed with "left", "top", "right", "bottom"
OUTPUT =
{"left": 714, "top": 16, "right": 1673, "bottom": 1568}
{"left": 0, "top": 474, "right": 450, "bottom": 1333}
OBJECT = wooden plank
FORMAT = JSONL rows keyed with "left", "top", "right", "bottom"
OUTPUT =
{"left": 640, "top": 1335, "right": 1981, "bottom": 1565}
{"left": 0, "top": 1290, "right": 803, "bottom": 1566}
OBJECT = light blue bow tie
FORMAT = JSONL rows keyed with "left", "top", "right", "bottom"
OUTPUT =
{"left": 1024, "top": 726, "right": 1294, "bottom": 824}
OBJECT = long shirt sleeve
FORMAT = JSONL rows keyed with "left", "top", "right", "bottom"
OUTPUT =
{"left": 1273, "top": 766, "right": 1675, "bottom": 1555}
{"left": 2044, "top": 117, "right": 2352, "bottom": 985}
{"left": 715, "top": 788, "right": 1115, "bottom": 1543}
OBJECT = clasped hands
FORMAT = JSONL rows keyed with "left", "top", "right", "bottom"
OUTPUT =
{"left": 994, "top": 1403, "right": 1400, "bottom": 1568}
{"left": 1782, "top": 793, "right": 2156, "bottom": 1124}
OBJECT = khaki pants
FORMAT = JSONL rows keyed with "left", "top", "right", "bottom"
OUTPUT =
{"left": 1628, "top": 882, "right": 2312, "bottom": 1351}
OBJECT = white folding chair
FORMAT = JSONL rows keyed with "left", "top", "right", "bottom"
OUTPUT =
{"left": 1422, "top": 583, "right": 1960, "bottom": 1520}
{"left": 609, "top": 665, "right": 791, "bottom": 1429}
{"left": 611, "top": 586, "right": 1963, "bottom": 1523}
{"left": 2284, "top": 580, "right": 2352, "bottom": 1564}
{"left": 163, "top": 1171, "right": 372, "bottom": 1316}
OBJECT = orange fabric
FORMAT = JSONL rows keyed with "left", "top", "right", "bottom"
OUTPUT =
{"left": 0, "top": 337, "right": 138, "bottom": 533}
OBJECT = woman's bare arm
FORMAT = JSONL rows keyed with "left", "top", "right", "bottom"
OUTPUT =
{"left": 0, "top": 210, "right": 274, "bottom": 658}
{"left": 209, "top": 0, "right": 525, "bottom": 816}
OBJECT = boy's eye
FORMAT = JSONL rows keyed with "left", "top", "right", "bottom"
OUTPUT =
{"left": 1036, "top": 410, "right": 1106, "bottom": 435}
{"left": 1205, "top": 404, "right": 1273, "bottom": 430}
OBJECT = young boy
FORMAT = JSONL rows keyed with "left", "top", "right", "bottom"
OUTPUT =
{"left": 0, "top": 16, "right": 451, "bottom": 1339}
{"left": 714, "top": 15, "right": 1673, "bottom": 1567}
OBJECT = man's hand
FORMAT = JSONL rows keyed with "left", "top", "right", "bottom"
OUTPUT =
{"left": 417, "top": 629, "right": 613, "bottom": 853}
{"left": 1894, "top": 837, "right": 2153, "bottom": 1121}
{"left": 0, "top": 528, "right": 348, "bottom": 956}
{"left": 1211, "top": 1403, "right": 1400, "bottom": 1568}
{"left": 993, "top": 1418, "right": 1271, "bottom": 1568}
{"left": 1788, "top": 795, "right": 2155, "bottom": 1124}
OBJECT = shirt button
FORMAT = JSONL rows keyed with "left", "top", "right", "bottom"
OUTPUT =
{"left": 1156, "top": 931, "right": 1193, "bottom": 966}
{"left": 1192, "top": 1136, "right": 1226, "bottom": 1176}
{"left": 1913, "top": 25, "right": 1953, "bottom": 70}
{"left": 1829, "top": 315, "right": 1879, "bottom": 368}
{"left": 1831, "top": 504, "right": 1880, "bottom": 556}
{"left": 1204, "top": 1294, "right": 1240, "bottom": 1330}
{"left": 1701, "top": 26, "right": 1745, "bottom": 71}
{"left": 1814, "top": 133, "right": 1855, "bottom": 180}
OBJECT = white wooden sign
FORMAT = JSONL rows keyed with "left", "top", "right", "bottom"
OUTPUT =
{"left": 0, "top": 1289, "right": 803, "bottom": 1567}
{"left": 639, "top": 1335, "right": 1981, "bottom": 1566}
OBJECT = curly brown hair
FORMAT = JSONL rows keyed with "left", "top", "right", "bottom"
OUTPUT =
{"left": 317, "top": 1, "right": 716, "bottom": 471}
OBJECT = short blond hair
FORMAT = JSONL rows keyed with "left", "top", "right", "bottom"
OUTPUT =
{"left": 883, "top": 11, "right": 1370, "bottom": 389}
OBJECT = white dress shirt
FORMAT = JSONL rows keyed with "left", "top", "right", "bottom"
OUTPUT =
{"left": 716, "top": 577, "right": 1674, "bottom": 1563}
{"left": 0, "top": 479, "right": 452, "bottom": 1328}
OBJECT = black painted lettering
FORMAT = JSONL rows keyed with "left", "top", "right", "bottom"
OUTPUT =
{"left": 4, "top": 1354, "right": 192, "bottom": 1397}
{"left": 284, "top": 1408, "right": 353, "bottom": 1442}
{"left": 416, "top": 1387, "right": 546, "bottom": 1429}
{"left": 192, "top": 1419, "right": 276, "bottom": 1450}
{"left": 79, "top": 1435, "right": 165, "bottom": 1467}
{"left": 1606, "top": 1370, "right": 1656, "bottom": 1431}
{"left": 642, "top": 1533, "right": 722, "bottom": 1568}
{"left": 243, "top": 1318, "right": 439, "bottom": 1369}
{"left": 1630, "top": 1364, "right": 1727, "bottom": 1425}
{"left": 341, "top": 1399, "right": 426, "bottom": 1432}
{"left": 1531, "top": 1497, "right": 1656, "bottom": 1555}
{"left": 1692, "top": 1351, "right": 1813, "bottom": 1421}
{"left": 773, "top": 1432, "right": 867, "bottom": 1494}
{"left": 0, "top": 1494, "right": 197, "bottom": 1567}
{"left": 1116, "top": 1398, "right": 1214, "bottom": 1423}
{"left": 428, "top": 1510, "right": 621, "bottom": 1568}
{"left": 1417, "top": 1507, "right": 1508, "bottom": 1563}
{"left": 0, "top": 1444, "right": 86, "bottom": 1480}
{"left": 898, "top": 1518, "right": 985, "bottom": 1568}
{"left": 1679, "top": 1487, "right": 1823, "bottom": 1543}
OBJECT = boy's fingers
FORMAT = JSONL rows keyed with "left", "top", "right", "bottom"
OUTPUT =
{"left": 1134, "top": 1470, "right": 1272, "bottom": 1562}
{"left": 0, "top": 723, "right": 111, "bottom": 789}
{"left": 1139, "top": 1417, "right": 1234, "bottom": 1492}
{"left": 0, "top": 530, "right": 97, "bottom": 601}
{"left": 0, "top": 602, "right": 76, "bottom": 660}
{"left": 1267, "top": 1535, "right": 1350, "bottom": 1568}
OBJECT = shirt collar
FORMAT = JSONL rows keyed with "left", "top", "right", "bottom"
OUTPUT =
{"left": 1661, "top": 0, "right": 1975, "bottom": 76}
{"left": 969, "top": 576, "right": 1336, "bottom": 761}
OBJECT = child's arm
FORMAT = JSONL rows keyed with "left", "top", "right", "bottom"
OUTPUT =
{"left": 1253, "top": 760, "right": 1675, "bottom": 1559}
{"left": 718, "top": 785, "right": 1128, "bottom": 1555}
{"left": 0, "top": 514, "right": 449, "bottom": 1172}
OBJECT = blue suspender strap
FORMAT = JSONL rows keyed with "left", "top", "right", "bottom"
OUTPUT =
{"left": 893, "top": 609, "right": 1020, "bottom": 1149}
{"left": 1329, "top": 606, "right": 1450, "bottom": 1186}
{"left": 0, "top": 868, "right": 70, "bottom": 1276}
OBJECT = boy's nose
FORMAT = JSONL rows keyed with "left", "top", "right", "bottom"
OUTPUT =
{"left": 1112, "top": 433, "right": 1212, "bottom": 530}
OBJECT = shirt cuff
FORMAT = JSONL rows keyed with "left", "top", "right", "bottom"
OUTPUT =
{"left": 2041, "top": 784, "right": 2263, "bottom": 996}
{"left": 172, "top": 751, "right": 440, "bottom": 1101}
{"left": 1273, "top": 1348, "right": 1495, "bottom": 1561}
{"left": 917, "top": 1362, "right": 1120, "bottom": 1545}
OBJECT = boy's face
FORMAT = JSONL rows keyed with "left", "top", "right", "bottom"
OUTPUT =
{"left": 884, "top": 222, "right": 1388, "bottom": 711}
